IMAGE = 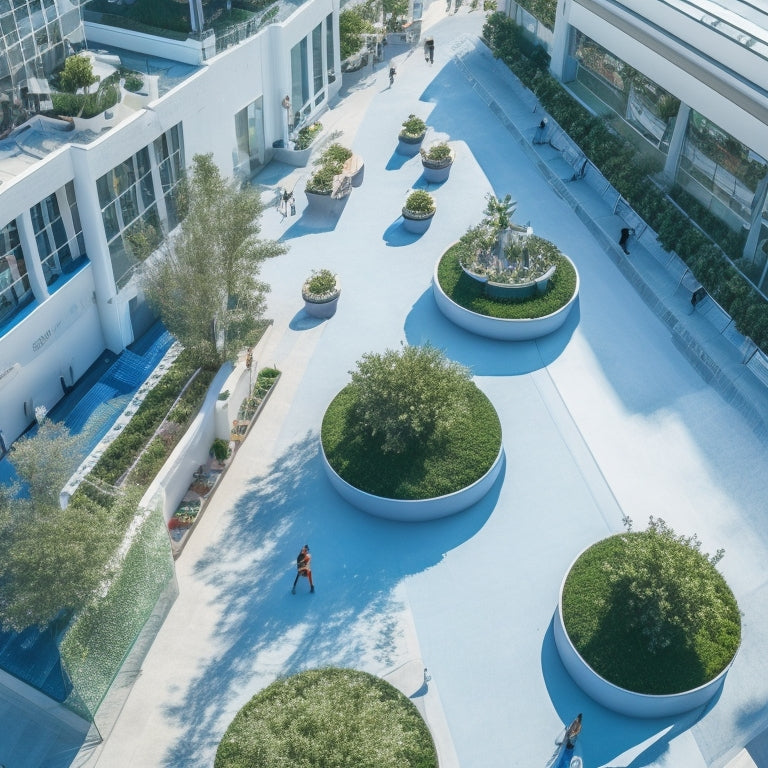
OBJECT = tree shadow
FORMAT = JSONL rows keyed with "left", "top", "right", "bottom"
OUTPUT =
{"left": 159, "top": 432, "right": 495, "bottom": 765}
{"left": 541, "top": 616, "right": 714, "bottom": 768}
{"left": 404, "top": 288, "right": 581, "bottom": 375}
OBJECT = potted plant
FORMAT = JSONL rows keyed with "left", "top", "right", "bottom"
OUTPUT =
{"left": 420, "top": 141, "right": 455, "bottom": 183}
{"left": 402, "top": 189, "right": 436, "bottom": 234}
{"left": 397, "top": 114, "right": 427, "bottom": 156}
{"left": 302, "top": 269, "right": 341, "bottom": 318}
{"left": 273, "top": 121, "right": 323, "bottom": 167}
{"left": 305, "top": 143, "right": 354, "bottom": 216}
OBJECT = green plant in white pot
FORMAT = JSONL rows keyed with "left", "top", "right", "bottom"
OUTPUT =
{"left": 397, "top": 114, "right": 427, "bottom": 156}
{"left": 302, "top": 269, "right": 341, "bottom": 318}
{"left": 402, "top": 190, "right": 436, "bottom": 234}
{"left": 420, "top": 141, "right": 455, "bottom": 182}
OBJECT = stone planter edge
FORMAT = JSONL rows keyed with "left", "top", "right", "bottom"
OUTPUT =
{"left": 553, "top": 544, "right": 736, "bottom": 718}
{"left": 432, "top": 253, "right": 579, "bottom": 341}
{"left": 321, "top": 443, "right": 504, "bottom": 521}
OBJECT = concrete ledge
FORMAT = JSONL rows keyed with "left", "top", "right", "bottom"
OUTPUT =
{"left": 321, "top": 444, "right": 504, "bottom": 521}
{"left": 554, "top": 554, "right": 734, "bottom": 717}
{"left": 431, "top": 255, "right": 579, "bottom": 340}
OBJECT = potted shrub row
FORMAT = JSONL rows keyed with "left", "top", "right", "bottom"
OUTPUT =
{"left": 305, "top": 143, "right": 355, "bottom": 216}
{"left": 420, "top": 141, "right": 455, "bottom": 183}
{"left": 397, "top": 114, "right": 427, "bottom": 156}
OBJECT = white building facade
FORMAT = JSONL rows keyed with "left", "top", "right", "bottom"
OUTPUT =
{"left": 546, "top": 0, "right": 768, "bottom": 287}
{"left": 0, "top": 0, "right": 341, "bottom": 452}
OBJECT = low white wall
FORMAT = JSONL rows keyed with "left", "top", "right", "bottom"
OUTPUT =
{"left": 84, "top": 22, "right": 205, "bottom": 66}
{"left": 554, "top": 559, "right": 735, "bottom": 717}
{"left": 431, "top": 256, "right": 579, "bottom": 340}
{"left": 214, "top": 364, "right": 253, "bottom": 440}
{"left": 142, "top": 362, "right": 233, "bottom": 523}
{"left": 321, "top": 444, "right": 505, "bottom": 521}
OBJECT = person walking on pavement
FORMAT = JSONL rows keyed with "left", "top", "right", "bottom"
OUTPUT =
{"left": 389, "top": 61, "right": 396, "bottom": 86}
{"left": 292, "top": 544, "right": 314, "bottom": 594}
{"left": 565, "top": 713, "right": 582, "bottom": 749}
{"left": 426, "top": 37, "right": 434, "bottom": 64}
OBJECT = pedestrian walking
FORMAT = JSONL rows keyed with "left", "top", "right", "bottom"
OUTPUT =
{"left": 389, "top": 61, "right": 396, "bottom": 86}
{"left": 534, "top": 117, "right": 548, "bottom": 144}
{"left": 619, "top": 227, "right": 634, "bottom": 254}
{"left": 564, "top": 713, "right": 582, "bottom": 749}
{"left": 289, "top": 193, "right": 296, "bottom": 216}
{"left": 425, "top": 37, "right": 435, "bottom": 64}
{"left": 281, "top": 188, "right": 291, "bottom": 216}
{"left": 292, "top": 544, "right": 315, "bottom": 594}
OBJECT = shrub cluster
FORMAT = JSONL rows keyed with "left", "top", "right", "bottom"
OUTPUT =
{"left": 482, "top": 12, "right": 768, "bottom": 352}
{"left": 305, "top": 143, "right": 353, "bottom": 195}
{"left": 238, "top": 367, "right": 280, "bottom": 420}
{"left": 294, "top": 121, "right": 323, "bottom": 150}
{"left": 304, "top": 269, "right": 338, "bottom": 299}
{"left": 400, "top": 114, "right": 427, "bottom": 138}
{"left": 404, "top": 190, "right": 435, "bottom": 216}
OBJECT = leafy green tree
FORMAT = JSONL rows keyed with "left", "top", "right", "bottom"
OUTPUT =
{"left": 143, "top": 153, "right": 287, "bottom": 368}
{"left": 604, "top": 516, "right": 731, "bottom": 653}
{"left": 339, "top": 8, "right": 375, "bottom": 59}
{"left": 60, "top": 54, "right": 98, "bottom": 95}
{"left": 349, "top": 344, "right": 472, "bottom": 454}
{"left": 0, "top": 422, "right": 136, "bottom": 633}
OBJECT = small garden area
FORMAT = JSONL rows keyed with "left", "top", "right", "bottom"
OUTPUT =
{"left": 322, "top": 346, "right": 501, "bottom": 499}
{"left": 561, "top": 517, "right": 741, "bottom": 694}
{"left": 215, "top": 668, "right": 437, "bottom": 768}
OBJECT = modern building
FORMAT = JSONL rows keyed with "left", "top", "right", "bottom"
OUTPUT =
{"left": 0, "top": 0, "right": 341, "bottom": 454}
{"left": 525, "top": 0, "right": 768, "bottom": 292}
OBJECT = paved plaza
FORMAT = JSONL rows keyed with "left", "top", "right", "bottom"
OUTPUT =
{"left": 4, "top": 4, "right": 768, "bottom": 767}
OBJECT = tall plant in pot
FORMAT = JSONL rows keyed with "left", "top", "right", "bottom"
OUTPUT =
{"left": 402, "top": 190, "right": 436, "bottom": 234}
{"left": 397, "top": 114, "right": 427, "bottom": 156}
{"left": 302, "top": 268, "right": 341, "bottom": 318}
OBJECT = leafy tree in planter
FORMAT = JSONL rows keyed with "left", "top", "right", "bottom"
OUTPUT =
{"left": 339, "top": 7, "right": 375, "bottom": 59}
{"left": 349, "top": 344, "right": 472, "bottom": 453}
{"left": 0, "top": 421, "right": 135, "bottom": 632}
{"left": 143, "top": 153, "right": 287, "bottom": 369}
{"left": 60, "top": 55, "right": 98, "bottom": 95}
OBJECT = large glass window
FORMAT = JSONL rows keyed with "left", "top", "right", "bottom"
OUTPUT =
{"left": 0, "top": 219, "right": 32, "bottom": 326}
{"left": 154, "top": 123, "right": 186, "bottom": 231}
{"left": 233, "top": 98, "right": 263, "bottom": 182}
{"left": 290, "top": 38, "right": 309, "bottom": 127}
{"left": 98, "top": 147, "right": 159, "bottom": 287}
{"left": 312, "top": 23, "right": 323, "bottom": 98}
{"left": 326, "top": 13, "right": 335, "bottom": 85}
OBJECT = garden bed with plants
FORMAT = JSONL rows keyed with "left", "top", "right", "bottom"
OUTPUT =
{"left": 215, "top": 668, "right": 437, "bottom": 768}
{"left": 561, "top": 519, "right": 741, "bottom": 695}
{"left": 321, "top": 349, "right": 501, "bottom": 500}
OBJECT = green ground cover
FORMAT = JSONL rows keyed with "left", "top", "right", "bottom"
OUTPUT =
{"left": 562, "top": 532, "right": 741, "bottom": 694}
{"left": 322, "top": 381, "right": 501, "bottom": 499}
{"left": 437, "top": 245, "right": 577, "bottom": 319}
{"left": 215, "top": 668, "right": 437, "bottom": 768}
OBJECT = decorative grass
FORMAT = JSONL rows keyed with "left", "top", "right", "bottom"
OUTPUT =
{"left": 562, "top": 534, "right": 741, "bottom": 694}
{"left": 215, "top": 668, "right": 437, "bottom": 768}
{"left": 322, "top": 381, "right": 501, "bottom": 499}
{"left": 436, "top": 244, "right": 577, "bottom": 319}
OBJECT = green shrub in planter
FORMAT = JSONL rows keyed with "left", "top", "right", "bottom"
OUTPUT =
{"left": 304, "top": 269, "right": 338, "bottom": 298}
{"left": 305, "top": 165, "right": 339, "bottom": 195}
{"left": 404, "top": 190, "right": 435, "bottom": 216}
{"left": 421, "top": 142, "right": 452, "bottom": 163}
{"left": 318, "top": 142, "right": 353, "bottom": 165}
{"left": 211, "top": 438, "right": 231, "bottom": 462}
{"left": 400, "top": 114, "right": 427, "bottom": 138}
{"left": 294, "top": 121, "right": 323, "bottom": 150}
{"left": 123, "top": 73, "right": 144, "bottom": 92}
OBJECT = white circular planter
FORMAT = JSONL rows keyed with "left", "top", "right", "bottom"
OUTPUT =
{"left": 321, "top": 443, "right": 504, "bottom": 521}
{"left": 432, "top": 255, "right": 579, "bottom": 341}
{"left": 402, "top": 209, "right": 435, "bottom": 234}
{"left": 303, "top": 294, "right": 340, "bottom": 318}
{"left": 305, "top": 191, "right": 350, "bottom": 217}
{"left": 397, "top": 133, "right": 425, "bottom": 157}
{"left": 554, "top": 548, "right": 737, "bottom": 718}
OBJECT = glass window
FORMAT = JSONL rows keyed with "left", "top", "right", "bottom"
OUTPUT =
{"left": 326, "top": 13, "right": 335, "bottom": 84}
{"left": 312, "top": 23, "right": 323, "bottom": 96}
{"left": 290, "top": 38, "right": 309, "bottom": 123}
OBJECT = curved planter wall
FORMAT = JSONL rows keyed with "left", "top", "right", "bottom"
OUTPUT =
{"left": 305, "top": 191, "right": 350, "bottom": 217}
{"left": 303, "top": 294, "right": 340, "bottom": 318}
{"left": 422, "top": 161, "right": 453, "bottom": 183}
{"left": 432, "top": 256, "right": 579, "bottom": 341}
{"left": 321, "top": 444, "right": 504, "bottom": 521}
{"left": 273, "top": 146, "right": 312, "bottom": 167}
{"left": 554, "top": 554, "right": 735, "bottom": 718}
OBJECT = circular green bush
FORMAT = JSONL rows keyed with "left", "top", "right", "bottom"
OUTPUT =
{"left": 562, "top": 529, "right": 741, "bottom": 694}
{"left": 437, "top": 244, "right": 577, "bottom": 319}
{"left": 322, "top": 380, "right": 501, "bottom": 500}
{"left": 215, "top": 668, "right": 437, "bottom": 768}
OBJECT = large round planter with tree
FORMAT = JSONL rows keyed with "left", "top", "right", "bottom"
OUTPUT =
{"left": 321, "top": 345, "right": 503, "bottom": 520}
{"left": 302, "top": 269, "right": 341, "bottom": 318}
{"left": 401, "top": 189, "right": 436, "bottom": 235}
{"left": 420, "top": 141, "right": 455, "bottom": 183}
{"left": 397, "top": 114, "right": 427, "bottom": 156}
{"left": 304, "top": 143, "right": 354, "bottom": 216}
{"left": 433, "top": 194, "right": 579, "bottom": 340}
{"left": 215, "top": 667, "right": 437, "bottom": 768}
{"left": 555, "top": 518, "right": 741, "bottom": 718}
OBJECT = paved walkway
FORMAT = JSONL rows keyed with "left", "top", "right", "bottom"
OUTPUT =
{"left": 4, "top": 3, "right": 768, "bottom": 767}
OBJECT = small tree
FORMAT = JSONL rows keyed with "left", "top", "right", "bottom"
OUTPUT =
{"left": 349, "top": 344, "right": 472, "bottom": 453}
{"left": 604, "top": 516, "right": 731, "bottom": 653}
{"left": 0, "top": 421, "right": 135, "bottom": 633}
{"left": 60, "top": 55, "right": 98, "bottom": 94}
{"left": 339, "top": 8, "right": 375, "bottom": 60}
{"left": 143, "top": 154, "right": 287, "bottom": 368}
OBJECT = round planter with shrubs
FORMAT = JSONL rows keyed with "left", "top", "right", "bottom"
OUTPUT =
{"left": 402, "top": 189, "right": 436, "bottom": 234}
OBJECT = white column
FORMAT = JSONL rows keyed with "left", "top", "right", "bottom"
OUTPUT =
{"left": 663, "top": 103, "right": 691, "bottom": 183}
{"left": 550, "top": 0, "right": 571, "bottom": 81}
{"left": 16, "top": 210, "right": 49, "bottom": 302}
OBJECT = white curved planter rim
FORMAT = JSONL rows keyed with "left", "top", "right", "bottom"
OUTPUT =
{"left": 321, "top": 443, "right": 504, "bottom": 521}
{"left": 432, "top": 250, "right": 580, "bottom": 341}
{"left": 554, "top": 545, "right": 737, "bottom": 718}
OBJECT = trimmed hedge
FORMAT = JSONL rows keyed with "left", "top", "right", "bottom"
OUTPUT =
{"left": 215, "top": 668, "right": 437, "bottom": 768}
{"left": 321, "top": 380, "right": 501, "bottom": 499}
{"left": 437, "top": 244, "right": 577, "bottom": 319}
{"left": 562, "top": 533, "right": 741, "bottom": 694}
